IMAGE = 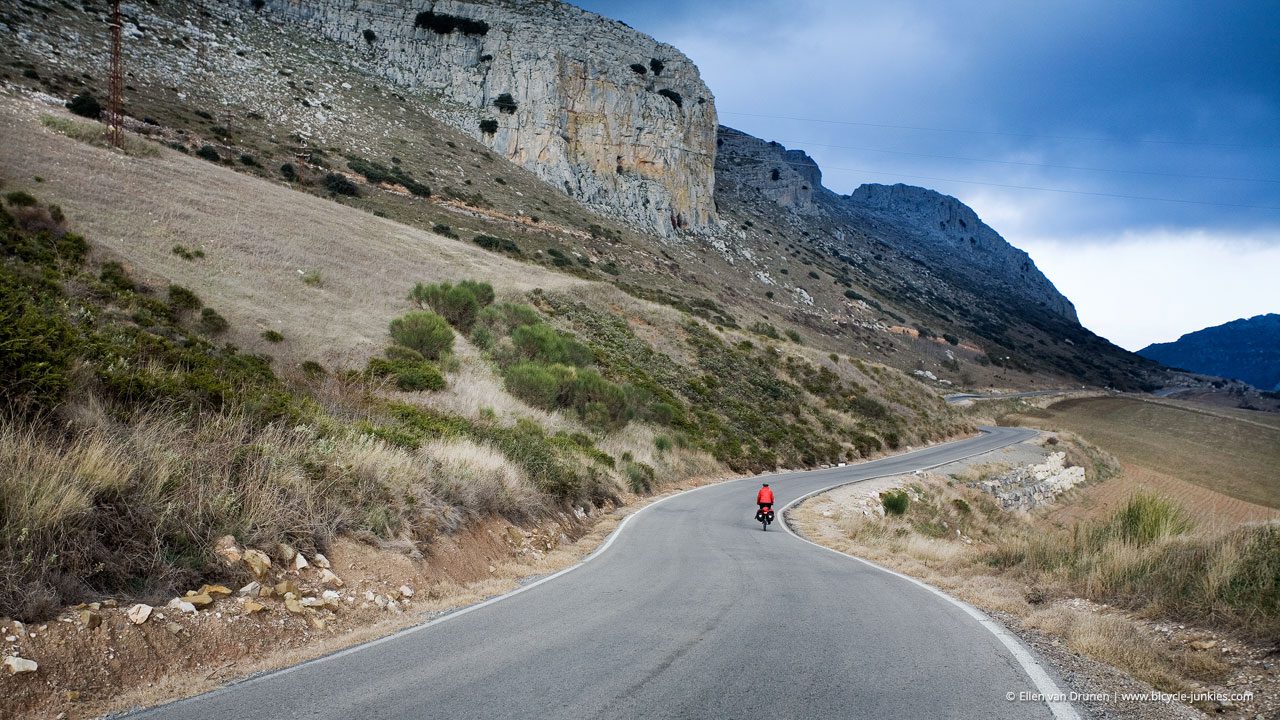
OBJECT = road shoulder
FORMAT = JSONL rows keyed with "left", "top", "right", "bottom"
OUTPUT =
{"left": 785, "top": 431, "right": 1229, "bottom": 720}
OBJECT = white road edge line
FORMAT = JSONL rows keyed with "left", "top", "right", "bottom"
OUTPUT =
{"left": 176, "top": 429, "right": 998, "bottom": 693}
{"left": 778, "top": 427, "right": 1082, "bottom": 720}
{"left": 127, "top": 426, "right": 1056, "bottom": 715}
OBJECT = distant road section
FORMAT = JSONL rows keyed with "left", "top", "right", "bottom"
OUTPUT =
{"left": 945, "top": 389, "right": 1078, "bottom": 404}
{"left": 130, "top": 427, "right": 1072, "bottom": 720}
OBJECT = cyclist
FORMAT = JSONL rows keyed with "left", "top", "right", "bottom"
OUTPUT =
{"left": 756, "top": 483, "right": 774, "bottom": 521}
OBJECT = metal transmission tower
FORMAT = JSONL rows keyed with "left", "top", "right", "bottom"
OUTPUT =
{"left": 107, "top": 0, "right": 124, "bottom": 148}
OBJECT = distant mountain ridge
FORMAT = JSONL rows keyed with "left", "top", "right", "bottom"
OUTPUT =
{"left": 1139, "top": 314, "right": 1280, "bottom": 390}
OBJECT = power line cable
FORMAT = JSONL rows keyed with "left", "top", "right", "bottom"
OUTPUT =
{"left": 720, "top": 111, "right": 1280, "bottom": 151}
{"left": 716, "top": 153, "right": 1280, "bottom": 211}
{"left": 768, "top": 138, "right": 1280, "bottom": 185}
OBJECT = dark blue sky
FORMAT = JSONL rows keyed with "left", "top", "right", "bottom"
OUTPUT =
{"left": 575, "top": 0, "right": 1280, "bottom": 349}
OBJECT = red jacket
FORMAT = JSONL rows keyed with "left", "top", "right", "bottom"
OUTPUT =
{"left": 757, "top": 486, "right": 774, "bottom": 505}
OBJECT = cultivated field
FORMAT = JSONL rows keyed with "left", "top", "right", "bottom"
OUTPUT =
{"left": 1008, "top": 396, "right": 1280, "bottom": 514}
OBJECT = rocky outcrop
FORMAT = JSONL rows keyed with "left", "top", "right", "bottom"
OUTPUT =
{"left": 254, "top": 0, "right": 718, "bottom": 235}
{"left": 844, "top": 184, "right": 1078, "bottom": 322}
{"left": 716, "top": 127, "right": 821, "bottom": 214}
{"left": 968, "top": 452, "right": 1085, "bottom": 510}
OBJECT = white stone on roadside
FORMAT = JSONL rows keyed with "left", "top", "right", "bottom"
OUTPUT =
{"left": 398, "top": 585, "right": 414, "bottom": 598}
{"left": 166, "top": 598, "right": 197, "bottom": 614}
{"left": 291, "top": 553, "right": 309, "bottom": 572}
{"left": 4, "top": 655, "right": 37, "bottom": 674}
{"left": 318, "top": 569, "right": 343, "bottom": 588}
{"left": 238, "top": 581, "right": 262, "bottom": 597}
{"left": 126, "top": 603, "right": 152, "bottom": 625}
{"left": 313, "top": 553, "right": 331, "bottom": 569}
{"left": 213, "top": 535, "right": 242, "bottom": 565}
{"left": 300, "top": 596, "right": 325, "bottom": 608}
{"left": 242, "top": 548, "right": 271, "bottom": 577}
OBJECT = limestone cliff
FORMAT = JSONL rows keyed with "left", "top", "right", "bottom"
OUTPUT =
{"left": 255, "top": 0, "right": 718, "bottom": 235}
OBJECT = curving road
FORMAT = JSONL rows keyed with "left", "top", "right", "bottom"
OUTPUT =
{"left": 129, "top": 426, "right": 1077, "bottom": 720}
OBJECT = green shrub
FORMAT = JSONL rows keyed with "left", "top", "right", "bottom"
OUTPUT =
{"left": 656, "top": 89, "right": 683, "bottom": 108}
{"left": 167, "top": 284, "right": 201, "bottom": 314}
{"left": 280, "top": 163, "right": 297, "bottom": 181}
{"left": 785, "top": 329, "right": 801, "bottom": 343}
{"left": 198, "top": 307, "right": 229, "bottom": 334}
{"left": 0, "top": 275, "right": 77, "bottom": 410}
{"left": 408, "top": 280, "right": 494, "bottom": 331}
{"left": 654, "top": 435, "right": 672, "bottom": 453}
{"left": 300, "top": 360, "right": 326, "bottom": 376}
{"left": 301, "top": 270, "right": 322, "bottom": 287}
{"left": 748, "top": 321, "right": 781, "bottom": 340}
{"left": 414, "top": 10, "right": 489, "bottom": 35}
{"left": 385, "top": 344, "right": 424, "bottom": 362}
{"left": 99, "top": 261, "right": 134, "bottom": 292}
{"left": 1102, "top": 493, "right": 1194, "bottom": 546}
{"left": 324, "top": 173, "right": 359, "bottom": 196}
{"left": 363, "top": 28, "right": 377, "bottom": 44}
{"left": 504, "top": 361, "right": 575, "bottom": 408}
{"left": 346, "top": 157, "right": 430, "bottom": 197}
{"left": 510, "top": 323, "right": 592, "bottom": 366}
{"left": 502, "top": 362, "right": 631, "bottom": 428}
{"left": 432, "top": 223, "right": 459, "bottom": 239}
{"left": 474, "top": 303, "right": 540, "bottom": 341}
{"left": 66, "top": 93, "right": 102, "bottom": 119}
{"left": 195, "top": 145, "right": 221, "bottom": 163}
{"left": 4, "top": 191, "right": 37, "bottom": 207}
{"left": 388, "top": 310, "right": 454, "bottom": 359}
{"left": 943, "top": 333, "right": 960, "bottom": 346}
{"left": 262, "top": 329, "right": 284, "bottom": 343}
{"left": 239, "top": 154, "right": 260, "bottom": 167}
{"left": 624, "top": 461, "right": 656, "bottom": 493}
{"left": 493, "top": 93, "right": 518, "bottom": 114}
{"left": 367, "top": 357, "right": 445, "bottom": 391}
{"left": 473, "top": 234, "right": 520, "bottom": 254}
{"left": 881, "top": 490, "right": 909, "bottom": 516}
{"left": 479, "top": 119, "right": 498, "bottom": 134}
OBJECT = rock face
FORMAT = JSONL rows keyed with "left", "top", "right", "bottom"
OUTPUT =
{"left": 1139, "top": 313, "right": 1280, "bottom": 391}
{"left": 256, "top": 0, "right": 718, "bottom": 235}
{"left": 844, "top": 184, "right": 1078, "bottom": 322}
{"left": 716, "top": 127, "right": 821, "bottom": 214}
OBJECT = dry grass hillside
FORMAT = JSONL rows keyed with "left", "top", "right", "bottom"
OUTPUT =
{"left": 0, "top": 98, "right": 585, "bottom": 370}
{"left": 0, "top": 87, "right": 970, "bottom": 626}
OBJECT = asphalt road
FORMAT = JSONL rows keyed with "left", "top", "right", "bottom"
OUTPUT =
{"left": 129, "top": 426, "right": 1076, "bottom": 720}
{"left": 945, "top": 389, "right": 1077, "bottom": 403}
